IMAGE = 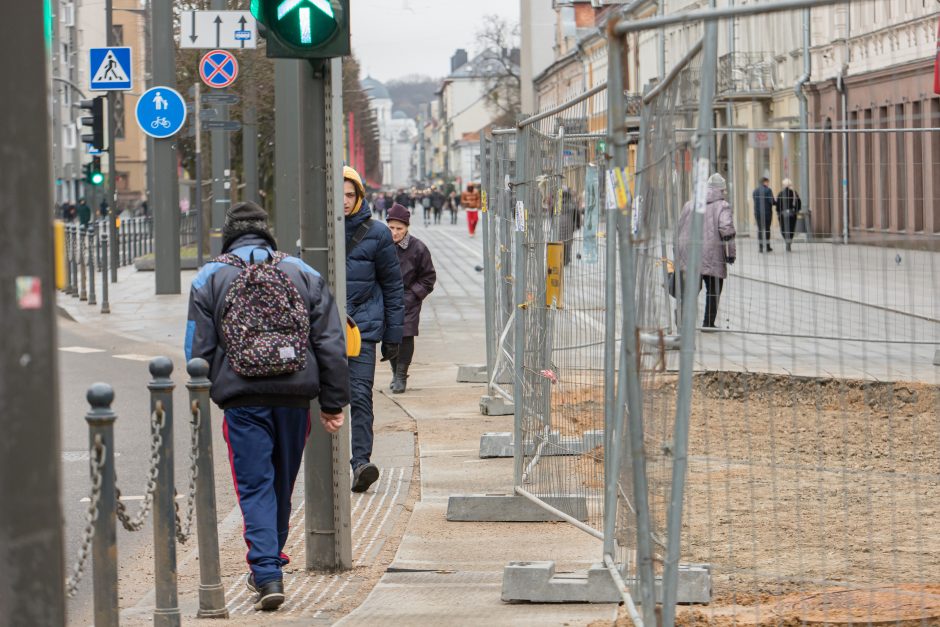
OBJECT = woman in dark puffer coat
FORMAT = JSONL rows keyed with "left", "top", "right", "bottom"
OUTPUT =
{"left": 384, "top": 203, "right": 436, "bottom": 393}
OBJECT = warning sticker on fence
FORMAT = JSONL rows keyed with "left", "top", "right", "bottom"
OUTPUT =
{"left": 481, "top": 190, "right": 488, "bottom": 213}
{"left": 515, "top": 201, "right": 526, "bottom": 232}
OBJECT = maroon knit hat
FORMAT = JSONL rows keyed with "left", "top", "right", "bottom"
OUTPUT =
{"left": 386, "top": 203, "right": 410, "bottom": 226}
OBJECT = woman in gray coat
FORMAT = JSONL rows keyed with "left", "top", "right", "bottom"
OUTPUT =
{"left": 675, "top": 173, "right": 737, "bottom": 328}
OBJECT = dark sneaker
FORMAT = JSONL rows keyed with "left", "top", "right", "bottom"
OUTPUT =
{"left": 253, "top": 579, "right": 285, "bottom": 611}
{"left": 246, "top": 573, "right": 258, "bottom": 594}
{"left": 352, "top": 463, "right": 380, "bottom": 493}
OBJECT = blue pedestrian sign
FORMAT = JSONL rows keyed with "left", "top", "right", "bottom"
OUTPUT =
{"left": 89, "top": 47, "right": 132, "bottom": 91}
{"left": 135, "top": 86, "right": 187, "bottom": 139}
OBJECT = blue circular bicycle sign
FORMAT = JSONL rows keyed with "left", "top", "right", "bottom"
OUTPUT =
{"left": 136, "top": 86, "right": 186, "bottom": 139}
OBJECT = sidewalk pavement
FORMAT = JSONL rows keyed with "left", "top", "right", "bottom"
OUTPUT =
{"left": 57, "top": 217, "right": 618, "bottom": 625}
{"left": 670, "top": 235, "right": 940, "bottom": 384}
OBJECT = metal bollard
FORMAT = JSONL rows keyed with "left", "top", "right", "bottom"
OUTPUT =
{"left": 186, "top": 358, "right": 229, "bottom": 618}
{"left": 100, "top": 222, "right": 110, "bottom": 314}
{"left": 87, "top": 227, "right": 97, "bottom": 306}
{"left": 148, "top": 357, "right": 181, "bottom": 627}
{"left": 65, "top": 225, "right": 76, "bottom": 295}
{"left": 85, "top": 383, "right": 119, "bottom": 627}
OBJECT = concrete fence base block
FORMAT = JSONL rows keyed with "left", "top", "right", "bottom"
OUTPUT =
{"left": 501, "top": 561, "right": 712, "bottom": 604}
{"left": 934, "top": 349, "right": 940, "bottom": 366}
{"left": 456, "top": 364, "right": 488, "bottom": 383}
{"left": 480, "top": 395, "right": 514, "bottom": 416}
{"left": 446, "top": 494, "right": 589, "bottom": 522}
{"left": 479, "top": 430, "right": 605, "bottom": 458}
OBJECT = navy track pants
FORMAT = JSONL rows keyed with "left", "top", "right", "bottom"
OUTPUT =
{"left": 223, "top": 406, "right": 311, "bottom": 586}
{"left": 349, "top": 340, "right": 377, "bottom": 470}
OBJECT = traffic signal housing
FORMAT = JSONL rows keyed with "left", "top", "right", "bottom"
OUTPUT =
{"left": 79, "top": 96, "right": 105, "bottom": 151}
{"left": 251, "top": 0, "right": 350, "bottom": 59}
{"left": 84, "top": 157, "right": 104, "bottom": 186}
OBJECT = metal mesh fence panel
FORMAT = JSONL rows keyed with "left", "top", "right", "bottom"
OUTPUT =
{"left": 481, "top": 131, "right": 518, "bottom": 403}
{"left": 608, "top": 3, "right": 940, "bottom": 624}
{"left": 514, "top": 87, "right": 613, "bottom": 534}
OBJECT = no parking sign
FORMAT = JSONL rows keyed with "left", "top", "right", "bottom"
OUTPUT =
{"left": 199, "top": 50, "right": 238, "bottom": 89}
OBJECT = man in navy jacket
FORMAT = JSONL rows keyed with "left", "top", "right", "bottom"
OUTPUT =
{"left": 186, "top": 202, "right": 349, "bottom": 611}
{"left": 752, "top": 177, "right": 776, "bottom": 253}
{"left": 343, "top": 166, "right": 405, "bottom": 493}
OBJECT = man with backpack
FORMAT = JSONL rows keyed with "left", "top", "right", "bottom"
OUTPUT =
{"left": 343, "top": 166, "right": 404, "bottom": 494}
{"left": 185, "top": 201, "right": 349, "bottom": 612}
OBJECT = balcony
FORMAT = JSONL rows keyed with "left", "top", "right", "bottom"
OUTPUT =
{"left": 718, "top": 52, "right": 777, "bottom": 100}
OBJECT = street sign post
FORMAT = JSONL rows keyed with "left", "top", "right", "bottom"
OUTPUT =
{"left": 199, "top": 50, "right": 239, "bottom": 89}
{"left": 180, "top": 10, "right": 257, "bottom": 49}
{"left": 89, "top": 47, "right": 132, "bottom": 90}
{"left": 201, "top": 120, "right": 241, "bottom": 132}
{"left": 136, "top": 86, "right": 187, "bottom": 139}
{"left": 202, "top": 93, "right": 240, "bottom": 105}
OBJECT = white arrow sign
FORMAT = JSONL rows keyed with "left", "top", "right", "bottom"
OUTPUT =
{"left": 179, "top": 11, "right": 257, "bottom": 50}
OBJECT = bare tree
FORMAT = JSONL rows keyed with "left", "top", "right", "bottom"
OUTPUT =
{"left": 475, "top": 14, "right": 521, "bottom": 127}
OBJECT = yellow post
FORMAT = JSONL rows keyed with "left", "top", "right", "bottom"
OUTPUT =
{"left": 545, "top": 242, "right": 564, "bottom": 309}
{"left": 53, "top": 220, "right": 66, "bottom": 290}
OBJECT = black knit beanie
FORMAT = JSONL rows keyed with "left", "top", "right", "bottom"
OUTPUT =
{"left": 221, "top": 201, "right": 278, "bottom": 252}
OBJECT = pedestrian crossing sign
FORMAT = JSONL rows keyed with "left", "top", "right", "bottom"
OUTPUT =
{"left": 89, "top": 47, "right": 132, "bottom": 91}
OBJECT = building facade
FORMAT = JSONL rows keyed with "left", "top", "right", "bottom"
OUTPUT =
{"left": 361, "top": 76, "right": 418, "bottom": 189}
{"left": 537, "top": 0, "right": 939, "bottom": 242}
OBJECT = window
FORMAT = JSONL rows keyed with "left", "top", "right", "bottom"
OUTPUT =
{"left": 895, "top": 105, "right": 906, "bottom": 232}
{"left": 849, "top": 110, "right": 859, "bottom": 228}
{"left": 878, "top": 107, "right": 889, "bottom": 230}
{"left": 863, "top": 109, "right": 873, "bottom": 228}
{"left": 113, "top": 92, "right": 125, "bottom": 140}
{"left": 912, "top": 101, "right": 924, "bottom": 232}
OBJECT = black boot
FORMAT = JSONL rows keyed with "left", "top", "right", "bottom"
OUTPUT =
{"left": 388, "top": 358, "right": 397, "bottom": 390}
{"left": 391, "top": 363, "right": 409, "bottom": 394}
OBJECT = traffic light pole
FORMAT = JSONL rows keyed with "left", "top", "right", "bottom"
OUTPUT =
{"left": 152, "top": 0, "right": 181, "bottom": 295}
{"left": 210, "top": 0, "right": 230, "bottom": 254}
{"left": 106, "top": 0, "right": 119, "bottom": 284}
{"left": 275, "top": 56, "right": 351, "bottom": 571}
{"left": 0, "top": 2, "right": 66, "bottom": 624}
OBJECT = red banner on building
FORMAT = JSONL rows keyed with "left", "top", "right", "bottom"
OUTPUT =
{"left": 934, "top": 16, "right": 940, "bottom": 94}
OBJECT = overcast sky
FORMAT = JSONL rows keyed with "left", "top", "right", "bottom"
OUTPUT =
{"left": 350, "top": 0, "right": 520, "bottom": 83}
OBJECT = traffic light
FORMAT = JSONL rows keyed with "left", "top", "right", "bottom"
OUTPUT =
{"left": 83, "top": 157, "right": 104, "bottom": 186}
{"left": 79, "top": 96, "right": 105, "bottom": 151}
{"left": 251, "top": 0, "right": 349, "bottom": 59}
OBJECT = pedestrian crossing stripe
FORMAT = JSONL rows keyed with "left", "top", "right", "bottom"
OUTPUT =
{"left": 92, "top": 50, "right": 129, "bottom": 84}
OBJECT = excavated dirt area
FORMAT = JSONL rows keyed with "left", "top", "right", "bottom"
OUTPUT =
{"left": 591, "top": 372, "right": 940, "bottom": 625}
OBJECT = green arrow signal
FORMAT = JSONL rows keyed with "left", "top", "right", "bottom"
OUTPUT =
{"left": 277, "top": 0, "right": 333, "bottom": 44}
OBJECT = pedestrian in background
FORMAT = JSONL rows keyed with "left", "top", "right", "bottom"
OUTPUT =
{"left": 77, "top": 198, "right": 91, "bottom": 228}
{"left": 420, "top": 190, "right": 432, "bottom": 226}
{"left": 343, "top": 166, "right": 405, "bottom": 493}
{"left": 430, "top": 186, "right": 445, "bottom": 225}
{"left": 676, "top": 173, "right": 736, "bottom": 329}
{"left": 461, "top": 183, "right": 481, "bottom": 236}
{"left": 373, "top": 192, "right": 387, "bottom": 220}
{"left": 752, "top": 177, "right": 775, "bottom": 253}
{"left": 446, "top": 190, "right": 459, "bottom": 224}
{"left": 776, "top": 178, "right": 801, "bottom": 252}
{"left": 185, "top": 202, "right": 349, "bottom": 611}
{"left": 384, "top": 203, "right": 436, "bottom": 393}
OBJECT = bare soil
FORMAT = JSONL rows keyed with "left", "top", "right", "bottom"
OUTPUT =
{"left": 592, "top": 372, "right": 940, "bottom": 625}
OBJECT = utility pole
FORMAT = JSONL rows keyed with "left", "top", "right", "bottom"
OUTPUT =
{"left": 274, "top": 56, "right": 351, "bottom": 571}
{"left": 210, "top": 0, "right": 231, "bottom": 254}
{"left": 0, "top": 2, "right": 66, "bottom": 624}
{"left": 152, "top": 0, "right": 181, "bottom": 294}
{"left": 195, "top": 82, "right": 204, "bottom": 268}
{"left": 242, "top": 53, "right": 260, "bottom": 205}
{"left": 106, "top": 0, "right": 119, "bottom": 282}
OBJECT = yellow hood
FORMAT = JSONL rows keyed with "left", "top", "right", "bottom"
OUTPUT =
{"left": 343, "top": 165, "right": 365, "bottom": 216}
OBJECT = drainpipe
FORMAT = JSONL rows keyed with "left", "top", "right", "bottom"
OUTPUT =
{"left": 726, "top": 0, "right": 736, "bottom": 231}
{"left": 836, "top": 64, "right": 849, "bottom": 244}
{"left": 794, "top": 8, "right": 812, "bottom": 240}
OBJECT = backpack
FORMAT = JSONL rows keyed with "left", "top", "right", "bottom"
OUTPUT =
{"left": 215, "top": 248, "right": 310, "bottom": 377}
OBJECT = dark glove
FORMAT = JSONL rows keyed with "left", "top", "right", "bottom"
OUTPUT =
{"left": 726, "top": 256, "right": 736, "bottom": 265}
{"left": 380, "top": 342, "right": 400, "bottom": 362}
